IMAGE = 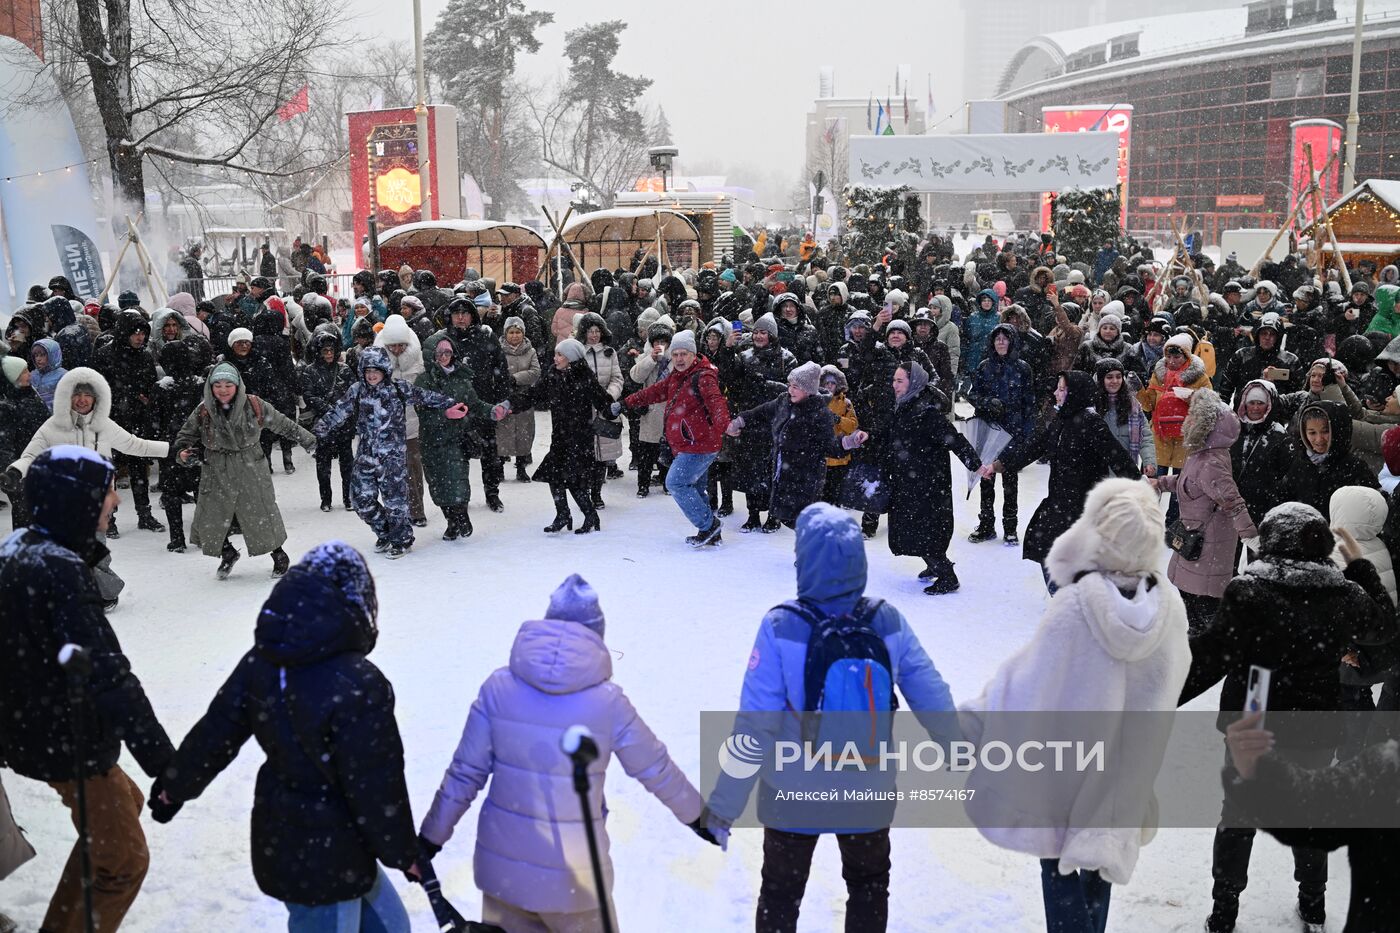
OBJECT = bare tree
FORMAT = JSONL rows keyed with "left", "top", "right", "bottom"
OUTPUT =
{"left": 29, "top": 0, "right": 345, "bottom": 225}
{"left": 806, "top": 122, "right": 849, "bottom": 199}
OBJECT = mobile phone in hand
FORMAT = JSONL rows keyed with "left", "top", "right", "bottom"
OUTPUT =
{"left": 1244, "top": 665, "right": 1271, "bottom": 728}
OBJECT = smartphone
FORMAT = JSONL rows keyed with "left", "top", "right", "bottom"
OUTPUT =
{"left": 1271, "top": 368, "right": 1290, "bottom": 381}
{"left": 1244, "top": 665, "right": 1271, "bottom": 727}
{"left": 732, "top": 321, "right": 743, "bottom": 332}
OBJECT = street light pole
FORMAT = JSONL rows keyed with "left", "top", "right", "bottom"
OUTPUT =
{"left": 412, "top": 0, "right": 434, "bottom": 219}
{"left": 1343, "top": 0, "right": 1365, "bottom": 192}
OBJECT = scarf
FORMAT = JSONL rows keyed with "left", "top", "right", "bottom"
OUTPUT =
{"left": 895, "top": 360, "right": 930, "bottom": 407}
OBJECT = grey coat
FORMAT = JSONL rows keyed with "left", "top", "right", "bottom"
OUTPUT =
{"left": 497, "top": 337, "right": 541, "bottom": 458}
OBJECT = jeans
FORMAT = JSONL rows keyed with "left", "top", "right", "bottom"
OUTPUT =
{"left": 284, "top": 867, "right": 409, "bottom": 933}
{"left": 665, "top": 452, "right": 717, "bottom": 530}
{"left": 757, "top": 827, "right": 891, "bottom": 933}
{"left": 1040, "top": 859, "right": 1111, "bottom": 933}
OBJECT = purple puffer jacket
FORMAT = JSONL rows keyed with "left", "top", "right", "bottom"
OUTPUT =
{"left": 1160, "top": 397, "right": 1258, "bottom": 598}
{"left": 420, "top": 618, "right": 703, "bottom": 914}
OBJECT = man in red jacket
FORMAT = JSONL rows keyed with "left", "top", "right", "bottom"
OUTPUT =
{"left": 615, "top": 329, "right": 730, "bottom": 546}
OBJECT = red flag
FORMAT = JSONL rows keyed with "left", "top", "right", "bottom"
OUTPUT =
{"left": 276, "top": 85, "right": 309, "bottom": 122}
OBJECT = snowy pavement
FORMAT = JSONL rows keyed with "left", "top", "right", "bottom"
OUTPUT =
{"left": 4, "top": 420, "right": 1348, "bottom": 931}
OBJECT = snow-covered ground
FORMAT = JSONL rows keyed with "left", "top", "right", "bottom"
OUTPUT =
{"left": 4, "top": 421, "right": 1348, "bottom": 931}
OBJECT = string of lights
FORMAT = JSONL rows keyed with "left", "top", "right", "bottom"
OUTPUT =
{"left": 2, "top": 158, "right": 101, "bottom": 184}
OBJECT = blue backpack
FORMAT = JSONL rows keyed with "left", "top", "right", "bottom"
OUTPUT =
{"left": 780, "top": 598, "right": 897, "bottom": 759}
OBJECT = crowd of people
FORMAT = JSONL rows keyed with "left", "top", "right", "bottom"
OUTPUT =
{"left": 4, "top": 227, "right": 1400, "bottom": 932}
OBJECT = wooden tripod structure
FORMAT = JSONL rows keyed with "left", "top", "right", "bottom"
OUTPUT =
{"left": 97, "top": 215, "right": 169, "bottom": 308}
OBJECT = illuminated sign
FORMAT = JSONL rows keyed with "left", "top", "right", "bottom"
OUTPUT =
{"left": 1040, "top": 105, "right": 1133, "bottom": 229}
{"left": 1290, "top": 119, "right": 1342, "bottom": 226}
{"left": 376, "top": 167, "right": 421, "bottom": 214}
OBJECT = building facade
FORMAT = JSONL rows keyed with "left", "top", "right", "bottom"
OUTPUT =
{"left": 0, "top": 0, "right": 43, "bottom": 59}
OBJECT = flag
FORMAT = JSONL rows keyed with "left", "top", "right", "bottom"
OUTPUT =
{"left": 823, "top": 118, "right": 838, "bottom": 146}
{"left": 875, "top": 101, "right": 885, "bottom": 136}
{"left": 882, "top": 123, "right": 895, "bottom": 136}
{"left": 894, "top": 67, "right": 901, "bottom": 96}
{"left": 276, "top": 84, "right": 309, "bottom": 121}
{"left": 903, "top": 90, "right": 909, "bottom": 126}
{"left": 866, "top": 95, "right": 873, "bottom": 131}
{"left": 927, "top": 73, "right": 936, "bottom": 116}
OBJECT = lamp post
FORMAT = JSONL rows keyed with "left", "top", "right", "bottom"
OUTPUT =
{"left": 1344, "top": 0, "right": 1365, "bottom": 192}
{"left": 412, "top": 0, "right": 434, "bottom": 219}
{"left": 648, "top": 146, "right": 677, "bottom": 192}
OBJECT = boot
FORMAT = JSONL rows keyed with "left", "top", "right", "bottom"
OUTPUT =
{"left": 544, "top": 489, "right": 573, "bottom": 533}
{"left": 606, "top": 464, "right": 624, "bottom": 480}
{"left": 1003, "top": 513, "right": 1019, "bottom": 547}
{"left": 923, "top": 570, "right": 960, "bottom": 594}
{"left": 718, "top": 489, "right": 734, "bottom": 517}
{"left": 443, "top": 510, "right": 462, "bottom": 541}
{"left": 106, "top": 517, "right": 120, "bottom": 540}
{"left": 217, "top": 544, "right": 241, "bottom": 580}
{"left": 283, "top": 449, "right": 296, "bottom": 474}
{"left": 592, "top": 466, "right": 606, "bottom": 510}
{"left": 486, "top": 492, "right": 504, "bottom": 513}
{"left": 165, "top": 506, "right": 186, "bottom": 553}
{"left": 342, "top": 480, "right": 353, "bottom": 511}
{"left": 637, "top": 480, "right": 650, "bottom": 498}
{"left": 918, "top": 559, "right": 938, "bottom": 580}
{"left": 968, "top": 517, "right": 997, "bottom": 543}
{"left": 457, "top": 508, "right": 473, "bottom": 538}
{"left": 761, "top": 515, "right": 781, "bottom": 533}
{"left": 137, "top": 510, "right": 165, "bottom": 533}
{"left": 271, "top": 548, "right": 290, "bottom": 577}
{"left": 572, "top": 488, "right": 600, "bottom": 534}
{"left": 320, "top": 497, "right": 333, "bottom": 512}
{"left": 686, "top": 519, "right": 723, "bottom": 548}
{"left": 516, "top": 461, "right": 532, "bottom": 483}
{"left": 861, "top": 513, "right": 879, "bottom": 539}
{"left": 741, "top": 510, "right": 762, "bottom": 533}
{"left": 1206, "top": 827, "right": 1252, "bottom": 933}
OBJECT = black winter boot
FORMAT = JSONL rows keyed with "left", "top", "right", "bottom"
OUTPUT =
{"left": 137, "top": 510, "right": 165, "bottom": 533}
{"left": 217, "top": 543, "right": 241, "bottom": 580}
{"left": 861, "top": 512, "right": 879, "bottom": 539}
{"left": 271, "top": 548, "right": 290, "bottom": 577}
{"left": 741, "top": 510, "right": 762, "bottom": 533}
{"left": 165, "top": 506, "right": 186, "bottom": 553}
{"left": 572, "top": 487, "right": 600, "bottom": 534}
{"left": 544, "top": 488, "right": 573, "bottom": 533}
{"left": 516, "top": 461, "right": 532, "bottom": 483}
{"left": 282, "top": 449, "right": 295, "bottom": 474}
{"left": 968, "top": 517, "right": 997, "bottom": 543}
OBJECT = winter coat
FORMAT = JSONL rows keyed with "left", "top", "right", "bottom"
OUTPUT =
{"left": 578, "top": 324, "right": 624, "bottom": 462}
{"left": 428, "top": 324, "right": 510, "bottom": 439}
{"left": 514, "top": 360, "right": 614, "bottom": 487}
{"left": 775, "top": 309, "right": 821, "bottom": 365}
{"left": 1282, "top": 399, "right": 1380, "bottom": 518}
{"left": 316, "top": 347, "right": 456, "bottom": 467}
{"left": 160, "top": 564, "right": 418, "bottom": 906}
{"left": 1138, "top": 354, "right": 1213, "bottom": 469}
{"left": 374, "top": 316, "right": 425, "bottom": 440}
{"left": 1100, "top": 395, "right": 1156, "bottom": 470}
{"left": 882, "top": 386, "right": 981, "bottom": 558}
{"left": 420, "top": 618, "right": 702, "bottom": 913}
{"left": 0, "top": 516, "right": 173, "bottom": 783}
{"left": 93, "top": 313, "right": 158, "bottom": 433}
{"left": 706, "top": 503, "right": 957, "bottom": 832}
{"left": 736, "top": 393, "right": 840, "bottom": 523}
{"left": 0, "top": 380, "right": 49, "bottom": 475}
{"left": 623, "top": 356, "right": 731, "bottom": 456}
{"left": 961, "top": 296, "right": 1001, "bottom": 374}
{"left": 1331, "top": 296, "right": 1376, "bottom": 341}
{"left": 1157, "top": 395, "right": 1258, "bottom": 599}
{"left": 629, "top": 348, "right": 670, "bottom": 444}
{"left": 1330, "top": 486, "right": 1396, "bottom": 605}
{"left": 1217, "top": 341, "right": 1302, "bottom": 408}
{"left": 30, "top": 337, "right": 66, "bottom": 410}
{"left": 930, "top": 296, "right": 962, "bottom": 374}
{"left": 1231, "top": 381, "right": 1301, "bottom": 527}
{"left": 12, "top": 368, "right": 169, "bottom": 474}
{"left": 961, "top": 483, "right": 1190, "bottom": 886}
{"left": 206, "top": 305, "right": 251, "bottom": 357}
{"left": 826, "top": 392, "right": 859, "bottom": 467}
{"left": 1225, "top": 742, "right": 1400, "bottom": 933}
{"left": 497, "top": 336, "right": 541, "bottom": 459}
{"left": 299, "top": 347, "right": 354, "bottom": 448}
{"left": 1000, "top": 371, "right": 1141, "bottom": 564}
{"left": 968, "top": 325, "right": 1038, "bottom": 439}
{"left": 151, "top": 346, "right": 206, "bottom": 448}
{"left": 1072, "top": 333, "right": 1130, "bottom": 374}
{"left": 718, "top": 344, "right": 793, "bottom": 493}
{"left": 174, "top": 378, "right": 313, "bottom": 557}
{"left": 415, "top": 359, "right": 488, "bottom": 507}
{"left": 54, "top": 321, "right": 94, "bottom": 372}
{"left": 1181, "top": 539, "right": 1394, "bottom": 745}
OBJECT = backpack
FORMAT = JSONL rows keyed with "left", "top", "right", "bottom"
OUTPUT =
{"left": 780, "top": 597, "right": 897, "bottom": 761}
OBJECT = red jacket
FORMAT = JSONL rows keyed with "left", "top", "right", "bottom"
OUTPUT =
{"left": 625, "top": 355, "right": 730, "bottom": 454}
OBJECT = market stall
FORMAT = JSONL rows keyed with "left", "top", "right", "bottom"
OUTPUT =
{"left": 561, "top": 208, "right": 702, "bottom": 274}
{"left": 1300, "top": 179, "right": 1400, "bottom": 272}
{"left": 376, "top": 219, "right": 546, "bottom": 286}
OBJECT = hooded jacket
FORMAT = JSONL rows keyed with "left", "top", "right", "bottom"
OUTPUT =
{"left": 969, "top": 324, "right": 1037, "bottom": 438}
{"left": 1284, "top": 399, "right": 1380, "bottom": 518}
{"left": 315, "top": 346, "right": 455, "bottom": 463}
{"left": 962, "top": 289, "right": 1002, "bottom": 373}
{"left": 1330, "top": 486, "right": 1396, "bottom": 605}
{"left": 30, "top": 337, "right": 66, "bottom": 410}
{"left": 159, "top": 550, "right": 418, "bottom": 905}
{"left": 624, "top": 355, "right": 731, "bottom": 454}
{"left": 706, "top": 504, "right": 956, "bottom": 831}
{"left": 961, "top": 479, "right": 1190, "bottom": 885}
{"left": 419, "top": 617, "right": 702, "bottom": 913}
{"left": 12, "top": 368, "right": 169, "bottom": 474}
{"left": 1230, "top": 379, "right": 1300, "bottom": 526}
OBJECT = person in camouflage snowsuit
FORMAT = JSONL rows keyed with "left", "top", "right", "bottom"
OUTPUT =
{"left": 314, "top": 346, "right": 466, "bottom": 557}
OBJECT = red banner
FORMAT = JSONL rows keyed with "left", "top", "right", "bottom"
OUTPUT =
{"left": 348, "top": 107, "right": 448, "bottom": 252}
{"left": 1041, "top": 105, "right": 1133, "bottom": 230}
{"left": 1138, "top": 196, "right": 1176, "bottom": 208}
{"left": 1290, "top": 119, "right": 1342, "bottom": 226}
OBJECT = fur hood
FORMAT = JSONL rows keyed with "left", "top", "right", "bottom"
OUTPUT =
{"left": 52, "top": 366, "right": 113, "bottom": 425}
{"left": 1046, "top": 478, "right": 1168, "bottom": 587}
{"left": 1151, "top": 353, "right": 1206, "bottom": 386}
{"left": 1181, "top": 388, "right": 1239, "bottom": 453}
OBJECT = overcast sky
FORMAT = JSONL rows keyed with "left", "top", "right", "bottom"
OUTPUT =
{"left": 342, "top": 0, "right": 969, "bottom": 201}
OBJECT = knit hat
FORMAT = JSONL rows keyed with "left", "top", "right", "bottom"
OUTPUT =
{"left": 1045, "top": 477, "right": 1165, "bottom": 585}
{"left": 555, "top": 337, "right": 586, "bottom": 363}
{"left": 719, "top": 269, "right": 737, "bottom": 283}
{"left": 820, "top": 364, "right": 848, "bottom": 393}
{"left": 1165, "top": 332, "right": 1195, "bottom": 353}
{"left": 788, "top": 360, "right": 822, "bottom": 395}
{"left": 546, "top": 573, "right": 605, "bottom": 636}
{"left": 227, "top": 327, "right": 254, "bottom": 345}
{"left": 1258, "top": 502, "right": 1334, "bottom": 562}
{"left": 401, "top": 295, "right": 424, "bottom": 313}
{"left": 1243, "top": 383, "right": 1272, "bottom": 406}
{"left": 885, "top": 288, "right": 909, "bottom": 307}
{"left": 753, "top": 312, "right": 779, "bottom": 340}
{"left": 117, "top": 289, "right": 141, "bottom": 310}
{"left": 503, "top": 316, "right": 525, "bottom": 334}
{"left": 669, "top": 329, "right": 697, "bottom": 355}
{"left": 1255, "top": 280, "right": 1276, "bottom": 297}
{"left": 209, "top": 361, "right": 241, "bottom": 385}
{"left": 885, "top": 318, "right": 912, "bottom": 337}
{"left": 1, "top": 355, "right": 27, "bottom": 386}
{"left": 295, "top": 541, "right": 378, "bottom": 629}
{"left": 378, "top": 313, "right": 413, "bottom": 345}
{"left": 1098, "top": 313, "right": 1123, "bottom": 334}
{"left": 1067, "top": 269, "right": 1086, "bottom": 285}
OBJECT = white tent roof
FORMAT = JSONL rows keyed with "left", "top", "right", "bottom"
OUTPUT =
{"left": 562, "top": 208, "right": 700, "bottom": 244}
{"left": 1323, "top": 178, "right": 1400, "bottom": 216}
{"left": 377, "top": 219, "right": 546, "bottom": 249}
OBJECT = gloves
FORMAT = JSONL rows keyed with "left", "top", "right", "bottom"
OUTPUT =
{"left": 147, "top": 778, "right": 183, "bottom": 824}
{"left": 690, "top": 806, "right": 731, "bottom": 851}
{"left": 418, "top": 832, "right": 442, "bottom": 861}
{"left": 1125, "top": 371, "right": 1143, "bottom": 393}
{"left": 975, "top": 399, "right": 1005, "bottom": 422}
{"left": 609, "top": 401, "right": 624, "bottom": 418}
{"left": 1241, "top": 536, "right": 1261, "bottom": 555}
{"left": 0, "top": 467, "right": 21, "bottom": 496}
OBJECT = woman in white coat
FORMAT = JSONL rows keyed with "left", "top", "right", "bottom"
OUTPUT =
{"left": 1330, "top": 485, "right": 1400, "bottom": 727}
{"left": 6, "top": 368, "right": 169, "bottom": 608}
{"left": 575, "top": 312, "right": 624, "bottom": 508}
{"left": 960, "top": 477, "right": 1190, "bottom": 933}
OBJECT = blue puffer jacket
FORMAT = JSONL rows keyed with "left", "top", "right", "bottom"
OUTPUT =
{"left": 30, "top": 337, "right": 67, "bottom": 411}
{"left": 706, "top": 503, "right": 957, "bottom": 832}
{"left": 968, "top": 324, "right": 1038, "bottom": 439}
{"left": 962, "top": 289, "right": 1002, "bottom": 374}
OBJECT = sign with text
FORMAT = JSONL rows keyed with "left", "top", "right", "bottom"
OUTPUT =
{"left": 1040, "top": 105, "right": 1133, "bottom": 229}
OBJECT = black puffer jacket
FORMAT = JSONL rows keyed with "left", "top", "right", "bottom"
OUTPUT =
{"left": 300, "top": 332, "right": 354, "bottom": 445}
{"left": 93, "top": 310, "right": 157, "bottom": 433}
{"left": 160, "top": 556, "right": 418, "bottom": 906}
{"left": 250, "top": 308, "right": 301, "bottom": 417}
{"left": 1282, "top": 399, "right": 1380, "bottom": 518}
{"left": 0, "top": 455, "right": 173, "bottom": 782}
